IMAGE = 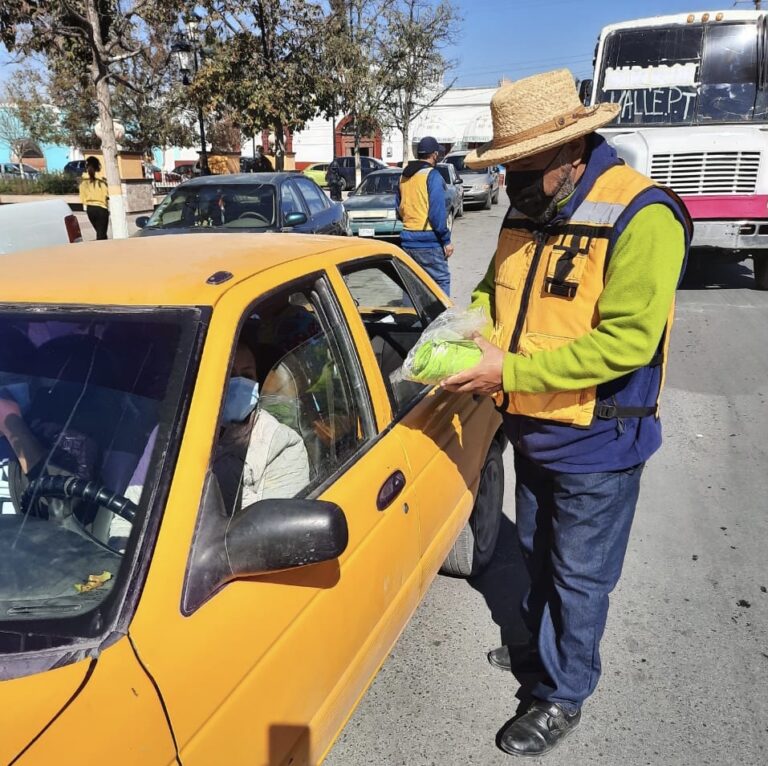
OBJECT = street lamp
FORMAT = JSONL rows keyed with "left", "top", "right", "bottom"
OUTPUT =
{"left": 170, "top": 17, "right": 209, "bottom": 175}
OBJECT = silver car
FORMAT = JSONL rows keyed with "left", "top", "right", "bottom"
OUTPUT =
{"left": 443, "top": 150, "right": 500, "bottom": 210}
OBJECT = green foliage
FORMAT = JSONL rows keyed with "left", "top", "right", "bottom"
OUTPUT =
{"left": 0, "top": 172, "right": 77, "bottom": 195}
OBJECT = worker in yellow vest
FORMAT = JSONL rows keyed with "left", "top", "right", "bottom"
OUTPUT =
{"left": 441, "top": 70, "right": 691, "bottom": 757}
{"left": 395, "top": 136, "right": 453, "bottom": 295}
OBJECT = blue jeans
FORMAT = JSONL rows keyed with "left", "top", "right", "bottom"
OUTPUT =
{"left": 514, "top": 451, "right": 644, "bottom": 710}
{"left": 400, "top": 245, "right": 450, "bottom": 295}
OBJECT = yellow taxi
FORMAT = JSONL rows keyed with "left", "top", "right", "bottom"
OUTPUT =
{"left": 0, "top": 234, "right": 504, "bottom": 765}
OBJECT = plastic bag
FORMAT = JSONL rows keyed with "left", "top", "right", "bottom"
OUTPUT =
{"left": 394, "top": 306, "right": 492, "bottom": 385}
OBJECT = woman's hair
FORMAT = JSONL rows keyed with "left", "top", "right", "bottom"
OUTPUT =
{"left": 85, "top": 156, "right": 101, "bottom": 171}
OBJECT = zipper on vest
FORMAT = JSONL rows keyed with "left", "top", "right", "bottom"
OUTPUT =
{"left": 508, "top": 230, "right": 547, "bottom": 352}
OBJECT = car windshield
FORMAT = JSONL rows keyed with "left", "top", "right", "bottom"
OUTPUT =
{"left": 436, "top": 166, "right": 451, "bottom": 184}
{"left": 146, "top": 183, "right": 278, "bottom": 230}
{"left": 597, "top": 21, "right": 768, "bottom": 125}
{"left": 357, "top": 173, "right": 401, "bottom": 195}
{"left": 0, "top": 309, "right": 199, "bottom": 648}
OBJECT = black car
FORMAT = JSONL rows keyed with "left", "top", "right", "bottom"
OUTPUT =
{"left": 332, "top": 156, "right": 389, "bottom": 191}
{"left": 62, "top": 160, "right": 87, "bottom": 177}
{"left": 134, "top": 173, "right": 349, "bottom": 238}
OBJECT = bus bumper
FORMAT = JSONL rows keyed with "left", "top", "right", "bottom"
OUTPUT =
{"left": 691, "top": 220, "right": 768, "bottom": 252}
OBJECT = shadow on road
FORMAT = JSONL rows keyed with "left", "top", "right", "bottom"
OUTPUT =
{"left": 468, "top": 514, "right": 530, "bottom": 647}
{"left": 679, "top": 255, "right": 754, "bottom": 290}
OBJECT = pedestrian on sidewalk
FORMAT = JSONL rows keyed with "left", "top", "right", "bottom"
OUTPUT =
{"left": 395, "top": 136, "right": 453, "bottom": 295}
{"left": 79, "top": 156, "right": 110, "bottom": 240}
{"left": 440, "top": 69, "right": 691, "bottom": 758}
{"left": 326, "top": 159, "right": 344, "bottom": 202}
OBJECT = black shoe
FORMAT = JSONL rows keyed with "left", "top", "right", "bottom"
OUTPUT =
{"left": 487, "top": 643, "right": 540, "bottom": 673}
{"left": 499, "top": 700, "right": 581, "bottom": 757}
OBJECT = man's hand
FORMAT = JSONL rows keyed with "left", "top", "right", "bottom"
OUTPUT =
{"left": 440, "top": 335, "right": 505, "bottom": 395}
{"left": 443, "top": 243, "right": 455, "bottom": 259}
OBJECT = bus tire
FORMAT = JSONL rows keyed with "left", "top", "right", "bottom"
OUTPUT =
{"left": 754, "top": 254, "right": 768, "bottom": 291}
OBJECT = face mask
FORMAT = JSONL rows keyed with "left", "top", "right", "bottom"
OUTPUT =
{"left": 222, "top": 376, "right": 260, "bottom": 424}
{"left": 506, "top": 148, "right": 568, "bottom": 221}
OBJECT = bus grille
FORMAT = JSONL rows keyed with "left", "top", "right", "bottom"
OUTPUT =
{"left": 650, "top": 152, "right": 760, "bottom": 195}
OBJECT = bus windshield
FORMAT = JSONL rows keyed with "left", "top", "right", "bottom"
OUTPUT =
{"left": 597, "top": 22, "right": 768, "bottom": 125}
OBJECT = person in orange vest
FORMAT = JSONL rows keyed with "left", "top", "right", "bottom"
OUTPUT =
{"left": 441, "top": 70, "right": 691, "bottom": 757}
{"left": 79, "top": 156, "right": 110, "bottom": 240}
{"left": 395, "top": 136, "right": 453, "bottom": 295}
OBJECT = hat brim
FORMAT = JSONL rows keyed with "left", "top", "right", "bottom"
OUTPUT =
{"left": 464, "top": 104, "right": 620, "bottom": 169}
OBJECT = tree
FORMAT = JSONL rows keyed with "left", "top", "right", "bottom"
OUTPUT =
{"left": 190, "top": 0, "right": 332, "bottom": 171}
{"left": 381, "top": 0, "right": 458, "bottom": 162}
{"left": 0, "top": 72, "right": 60, "bottom": 177}
{"left": 0, "top": 1, "right": 182, "bottom": 238}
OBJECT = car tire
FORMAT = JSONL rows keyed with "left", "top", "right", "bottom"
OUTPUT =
{"left": 483, "top": 191, "right": 492, "bottom": 210}
{"left": 754, "top": 253, "right": 768, "bottom": 290}
{"left": 441, "top": 439, "right": 504, "bottom": 578}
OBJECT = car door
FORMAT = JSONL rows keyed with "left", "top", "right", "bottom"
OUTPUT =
{"left": 333, "top": 255, "right": 499, "bottom": 593}
{"left": 294, "top": 176, "right": 342, "bottom": 235}
{"left": 279, "top": 179, "right": 313, "bottom": 233}
{"left": 127, "top": 265, "right": 421, "bottom": 766}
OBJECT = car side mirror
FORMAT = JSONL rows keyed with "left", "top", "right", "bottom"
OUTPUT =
{"left": 578, "top": 78, "right": 593, "bottom": 106}
{"left": 283, "top": 211, "right": 308, "bottom": 227}
{"left": 183, "top": 476, "right": 349, "bottom": 613}
{"left": 454, "top": 177, "right": 463, "bottom": 185}
{"left": 135, "top": 216, "right": 150, "bottom": 229}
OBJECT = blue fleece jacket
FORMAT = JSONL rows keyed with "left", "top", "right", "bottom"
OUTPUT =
{"left": 395, "top": 161, "right": 452, "bottom": 248}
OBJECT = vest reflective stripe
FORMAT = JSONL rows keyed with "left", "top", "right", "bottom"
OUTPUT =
{"left": 491, "top": 163, "right": 671, "bottom": 428}
{"left": 399, "top": 168, "right": 433, "bottom": 231}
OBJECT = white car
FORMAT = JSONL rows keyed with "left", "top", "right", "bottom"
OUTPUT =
{"left": 0, "top": 200, "right": 82, "bottom": 255}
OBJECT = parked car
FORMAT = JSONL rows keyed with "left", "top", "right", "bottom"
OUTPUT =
{"left": 344, "top": 167, "right": 461, "bottom": 239}
{"left": 0, "top": 200, "right": 81, "bottom": 254}
{"left": 0, "top": 162, "right": 40, "bottom": 180}
{"left": 174, "top": 161, "right": 200, "bottom": 179}
{"left": 333, "top": 155, "right": 389, "bottom": 191}
{"left": 302, "top": 162, "right": 329, "bottom": 187}
{"left": 143, "top": 163, "right": 182, "bottom": 183}
{"left": 0, "top": 233, "right": 504, "bottom": 765}
{"left": 62, "top": 160, "right": 87, "bottom": 177}
{"left": 436, "top": 161, "right": 465, "bottom": 219}
{"left": 134, "top": 172, "right": 349, "bottom": 237}
{"left": 444, "top": 150, "right": 500, "bottom": 210}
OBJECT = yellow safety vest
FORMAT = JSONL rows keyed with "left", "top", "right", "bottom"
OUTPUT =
{"left": 399, "top": 167, "right": 433, "bottom": 231}
{"left": 492, "top": 163, "right": 681, "bottom": 427}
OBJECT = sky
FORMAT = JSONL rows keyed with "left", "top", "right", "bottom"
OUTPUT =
{"left": 447, "top": 0, "right": 762, "bottom": 87}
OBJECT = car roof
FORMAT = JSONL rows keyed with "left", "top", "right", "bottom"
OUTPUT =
{"left": 0, "top": 234, "right": 399, "bottom": 308}
{"left": 177, "top": 172, "right": 297, "bottom": 187}
{"left": 365, "top": 168, "right": 402, "bottom": 176}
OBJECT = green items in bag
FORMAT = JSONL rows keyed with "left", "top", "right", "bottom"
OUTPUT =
{"left": 408, "top": 338, "right": 484, "bottom": 384}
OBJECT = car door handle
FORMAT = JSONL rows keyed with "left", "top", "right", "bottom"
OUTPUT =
{"left": 377, "top": 470, "right": 406, "bottom": 511}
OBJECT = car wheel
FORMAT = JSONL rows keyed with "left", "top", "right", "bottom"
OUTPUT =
{"left": 446, "top": 210, "right": 454, "bottom": 232}
{"left": 754, "top": 253, "right": 768, "bottom": 290}
{"left": 483, "top": 191, "right": 492, "bottom": 210}
{"left": 441, "top": 439, "right": 504, "bottom": 578}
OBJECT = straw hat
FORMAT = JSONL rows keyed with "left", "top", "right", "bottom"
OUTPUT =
{"left": 465, "top": 69, "right": 620, "bottom": 169}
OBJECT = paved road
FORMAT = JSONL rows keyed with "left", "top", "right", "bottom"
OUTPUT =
{"left": 326, "top": 203, "right": 768, "bottom": 765}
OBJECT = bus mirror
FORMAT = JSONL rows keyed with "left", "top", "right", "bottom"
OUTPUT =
{"left": 578, "top": 78, "right": 593, "bottom": 106}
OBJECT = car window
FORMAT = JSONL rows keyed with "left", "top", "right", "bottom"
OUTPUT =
{"left": 146, "top": 183, "right": 277, "bottom": 230}
{"left": 361, "top": 158, "right": 374, "bottom": 171}
{"left": 198, "top": 275, "right": 374, "bottom": 520}
{"left": 0, "top": 309, "right": 200, "bottom": 640}
{"left": 281, "top": 181, "right": 305, "bottom": 217}
{"left": 358, "top": 173, "right": 401, "bottom": 195}
{"left": 294, "top": 177, "right": 329, "bottom": 215}
{"left": 339, "top": 258, "right": 446, "bottom": 414}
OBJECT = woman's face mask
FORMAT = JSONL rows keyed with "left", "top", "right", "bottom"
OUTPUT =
{"left": 222, "top": 376, "right": 260, "bottom": 424}
{"left": 505, "top": 147, "right": 569, "bottom": 221}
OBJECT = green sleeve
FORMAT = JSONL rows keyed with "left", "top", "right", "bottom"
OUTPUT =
{"left": 502, "top": 203, "right": 685, "bottom": 393}
{"left": 470, "top": 256, "right": 496, "bottom": 320}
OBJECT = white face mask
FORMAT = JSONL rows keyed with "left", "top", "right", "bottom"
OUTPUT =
{"left": 222, "top": 377, "right": 260, "bottom": 424}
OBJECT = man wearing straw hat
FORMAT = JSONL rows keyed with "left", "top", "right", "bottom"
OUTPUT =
{"left": 441, "top": 69, "right": 691, "bottom": 757}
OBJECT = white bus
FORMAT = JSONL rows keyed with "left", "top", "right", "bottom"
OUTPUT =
{"left": 581, "top": 10, "right": 768, "bottom": 288}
